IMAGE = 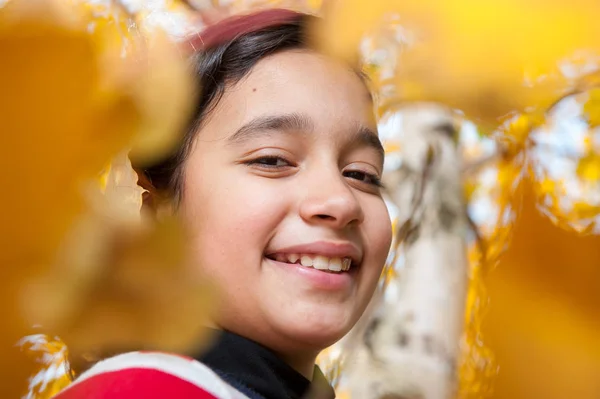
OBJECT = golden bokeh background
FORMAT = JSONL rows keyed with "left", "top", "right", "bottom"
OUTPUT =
{"left": 484, "top": 180, "right": 600, "bottom": 399}
{"left": 2, "top": 0, "right": 600, "bottom": 398}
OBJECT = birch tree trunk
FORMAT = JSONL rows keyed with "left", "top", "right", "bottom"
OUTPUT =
{"left": 345, "top": 104, "right": 469, "bottom": 399}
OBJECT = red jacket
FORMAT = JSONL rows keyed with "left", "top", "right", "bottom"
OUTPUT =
{"left": 52, "top": 351, "right": 251, "bottom": 399}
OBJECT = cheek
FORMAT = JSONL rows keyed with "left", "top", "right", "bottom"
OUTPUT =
{"left": 182, "top": 166, "right": 289, "bottom": 269}
{"left": 362, "top": 198, "right": 393, "bottom": 278}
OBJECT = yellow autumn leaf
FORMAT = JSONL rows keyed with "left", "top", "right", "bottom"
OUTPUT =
{"left": 583, "top": 88, "right": 600, "bottom": 128}
{"left": 126, "top": 30, "right": 195, "bottom": 165}
{"left": 76, "top": 0, "right": 195, "bottom": 166}
{"left": 19, "top": 155, "right": 215, "bottom": 398}
{"left": 0, "top": 0, "right": 193, "bottom": 300}
{"left": 383, "top": 142, "right": 401, "bottom": 153}
{"left": 310, "top": 0, "right": 398, "bottom": 63}
{"left": 499, "top": 113, "right": 538, "bottom": 153}
{"left": 496, "top": 159, "right": 521, "bottom": 188}
{"left": 572, "top": 201, "right": 600, "bottom": 220}
{"left": 314, "top": 0, "right": 600, "bottom": 126}
{"left": 576, "top": 153, "right": 600, "bottom": 182}
{"left": 334, "top": 390, "right": 351, "bottom": 399}
{"left": 0, "top": 0, "right": 193, "bottom": 394}
{"left": 579, "top": 69, "right": 600, "bottom": 90}
{"left": 463, "top": 180, "right": 478, "bottom": 203}
{"left": 17, "top": 334, "right": 73, "bottom": 399}
{"left": 538, "top": 178, "right": 557, "bottom": 196}
{"left": 21, "top": 157, "right": 214, "bottom": 358}
{"left": 306, "top": 0, "right": 323, "bottom": 11}
{"left": 51, "top": 217, "right": 215, "bottom": 358}
{"left": 0, "top": 6, "right": 133, "bottom": 375}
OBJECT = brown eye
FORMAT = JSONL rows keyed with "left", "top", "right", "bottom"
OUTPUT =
{"left": 246, "top": 156, "right": 292, "bottom": 168}
{"left": 343, "top": 170, "right": 383, "bottom": 187}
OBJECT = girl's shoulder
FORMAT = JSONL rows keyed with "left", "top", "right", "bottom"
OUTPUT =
{"left": 52, "top": 351, "right": 251, "bottom": 399}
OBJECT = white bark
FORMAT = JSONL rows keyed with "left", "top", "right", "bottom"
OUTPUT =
{"left": 345, "top": 104, "right": 469, "bottom": 399}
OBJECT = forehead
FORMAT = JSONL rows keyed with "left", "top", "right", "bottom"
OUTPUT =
{"left": 200, "top": 50, "right": 376, "bottom": 141}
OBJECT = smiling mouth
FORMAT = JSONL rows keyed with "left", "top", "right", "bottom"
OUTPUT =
{"left": 265, "top": 253, "right": 353, "bottom": 273}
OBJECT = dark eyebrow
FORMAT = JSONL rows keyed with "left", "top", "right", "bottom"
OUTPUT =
{"left": 354, "top": 126, "right": 385, "bottom": 163}
{"left": 227, "top": 113, "right": 313, "bottom": 144}
{"left": 227, "top": 112, "right": 385, "bottom": 163}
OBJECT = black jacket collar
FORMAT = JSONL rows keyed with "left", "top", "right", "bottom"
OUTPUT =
{"left": 195, "top": 329, "right": 335, "bottom": 399}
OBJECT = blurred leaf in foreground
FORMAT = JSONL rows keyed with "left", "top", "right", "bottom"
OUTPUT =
{"left": 0, "top": 0, "right": 133, "bottom": 272}
{"left": 20, "top": 154, "right": 216, "bottom": 397}
{"left": 0, "top": 0, "right": 194, "bottom": 395}
{"left": 0, "top": 0, "right": 191, "bottom": 280}
{"left": 313, "top": 0, "right": 600, "bottom": 126}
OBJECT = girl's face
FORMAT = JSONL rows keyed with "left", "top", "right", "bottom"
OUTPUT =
{"left": 181, "top": 50, "right": 392, "bottom": 353}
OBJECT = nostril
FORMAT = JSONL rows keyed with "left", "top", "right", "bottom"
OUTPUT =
{"left": 316, "top": 214, "right": 335, "bottom": 220}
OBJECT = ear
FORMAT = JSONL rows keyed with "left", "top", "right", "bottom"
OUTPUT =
{"left": 134, "top": 168, "right": 175, "bottom": 221}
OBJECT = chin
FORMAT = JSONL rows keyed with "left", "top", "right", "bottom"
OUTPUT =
{"left": 275, "top": 310, "right": 356, "bottom": 350}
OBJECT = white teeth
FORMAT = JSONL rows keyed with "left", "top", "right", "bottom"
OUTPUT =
{"left": 300, "top": 255, "right": 314, "bottom": 267}
{"left": 270, "top": 253, "right": 353, "bottom": 272}
{"left": 328, "top": 257, "right": 342, "bottom": 272}
{"left": 342, "top": 258, "right": 351, "bottom": 271}
{"left": 313, "top": 256, "right": 329, "bottom": 270}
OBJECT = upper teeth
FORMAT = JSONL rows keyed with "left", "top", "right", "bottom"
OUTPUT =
{"left": 272, "top": 253, "right": 352, "bottom": 272}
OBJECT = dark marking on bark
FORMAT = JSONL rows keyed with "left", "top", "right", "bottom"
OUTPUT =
{"left": 467, "top": 212, "right": 490, "bottom": 273}
{"left": 397, "top": 331, "right": 410, "bottom": 347}
{"left": 438, "top": 202, "right": 458, "bottom": 231}
{"left": 447, "top": 355, "right": 457, "bottom": 378}
{"left": 364, "top": 316, "right": 381, "bottom": 352}
{"left": 410, "top": 185, "right": 420, "bottom": 208}
{"left": 404, "top": 224, "right": 420, "bottom": 246}
{"left": 432, "top": 122, "right": 457, "bottom": 142}
{"left": 425, "top": 144, "right": 436, "bottom": 166}
{"left": 422, "top": 335, "right": 435, "bottom": 355}
{"left": 396, "top": 219, "right": 412, "bottom": 243}
{"left": 409, "top": 144, "right": 437, "bottom": 215}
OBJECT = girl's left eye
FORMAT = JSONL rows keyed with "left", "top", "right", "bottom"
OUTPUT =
{"left": 245, "top": 156, "right": 292, "bottom": 168}
{"left": 343, "top": 170, "right": 383, "bottom": 187}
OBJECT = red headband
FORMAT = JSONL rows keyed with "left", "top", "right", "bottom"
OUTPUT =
{"left": 186, "top": 8, "right": 305, "bottom": 53}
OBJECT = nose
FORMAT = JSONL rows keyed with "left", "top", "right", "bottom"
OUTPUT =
{"left": 299, "top": 168, "right": 364, "bottom": 229}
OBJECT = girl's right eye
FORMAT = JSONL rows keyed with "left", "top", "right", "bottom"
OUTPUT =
{"left": 245, "top": 156, "right": 292, "bottom": 169}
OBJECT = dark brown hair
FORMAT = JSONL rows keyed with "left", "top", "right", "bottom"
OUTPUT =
{"left": 136, "top": 12, "right": 315, "bottom": 206}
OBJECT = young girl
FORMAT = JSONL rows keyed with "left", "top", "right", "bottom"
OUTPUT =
{"left": 53, "top": 8, "right": 392, "bottom": 399}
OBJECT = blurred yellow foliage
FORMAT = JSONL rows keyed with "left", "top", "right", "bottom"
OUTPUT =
{"left": 17, "top": 334, "right": 73, "bottom": 398}
{"left": 583, "top": 88, "right": 600, "bottom": 128}
{"left": 577, "top": 153, "right": 600, "bottom": 182}
{"left": 2, "top": 0, "right": 600, "bottom": 398}
{"left": 0, "top": 0, "right": 191, "bottom": 276}
{"left": 315, "top": 0, "right": 600, "bottom": 126}
{"left": 538, "top": 178, "right": 557, "bottom": 196}
{"left": 18, "top": 154, "right": 215, "bottom": 399}
{"left": 499, "top": 113, "right": 545, "bottom": 156}
{"left": 0, "top": 0, "right": 197, "bottom": 396}
{"left": 1, "top": 0, "right": 133, "bottom": 272}
{"left": 459, "top": 248, "right": 497, "bottom": 399}
{"left": 483, "top": 184, "right": 600, "bottom": 399}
